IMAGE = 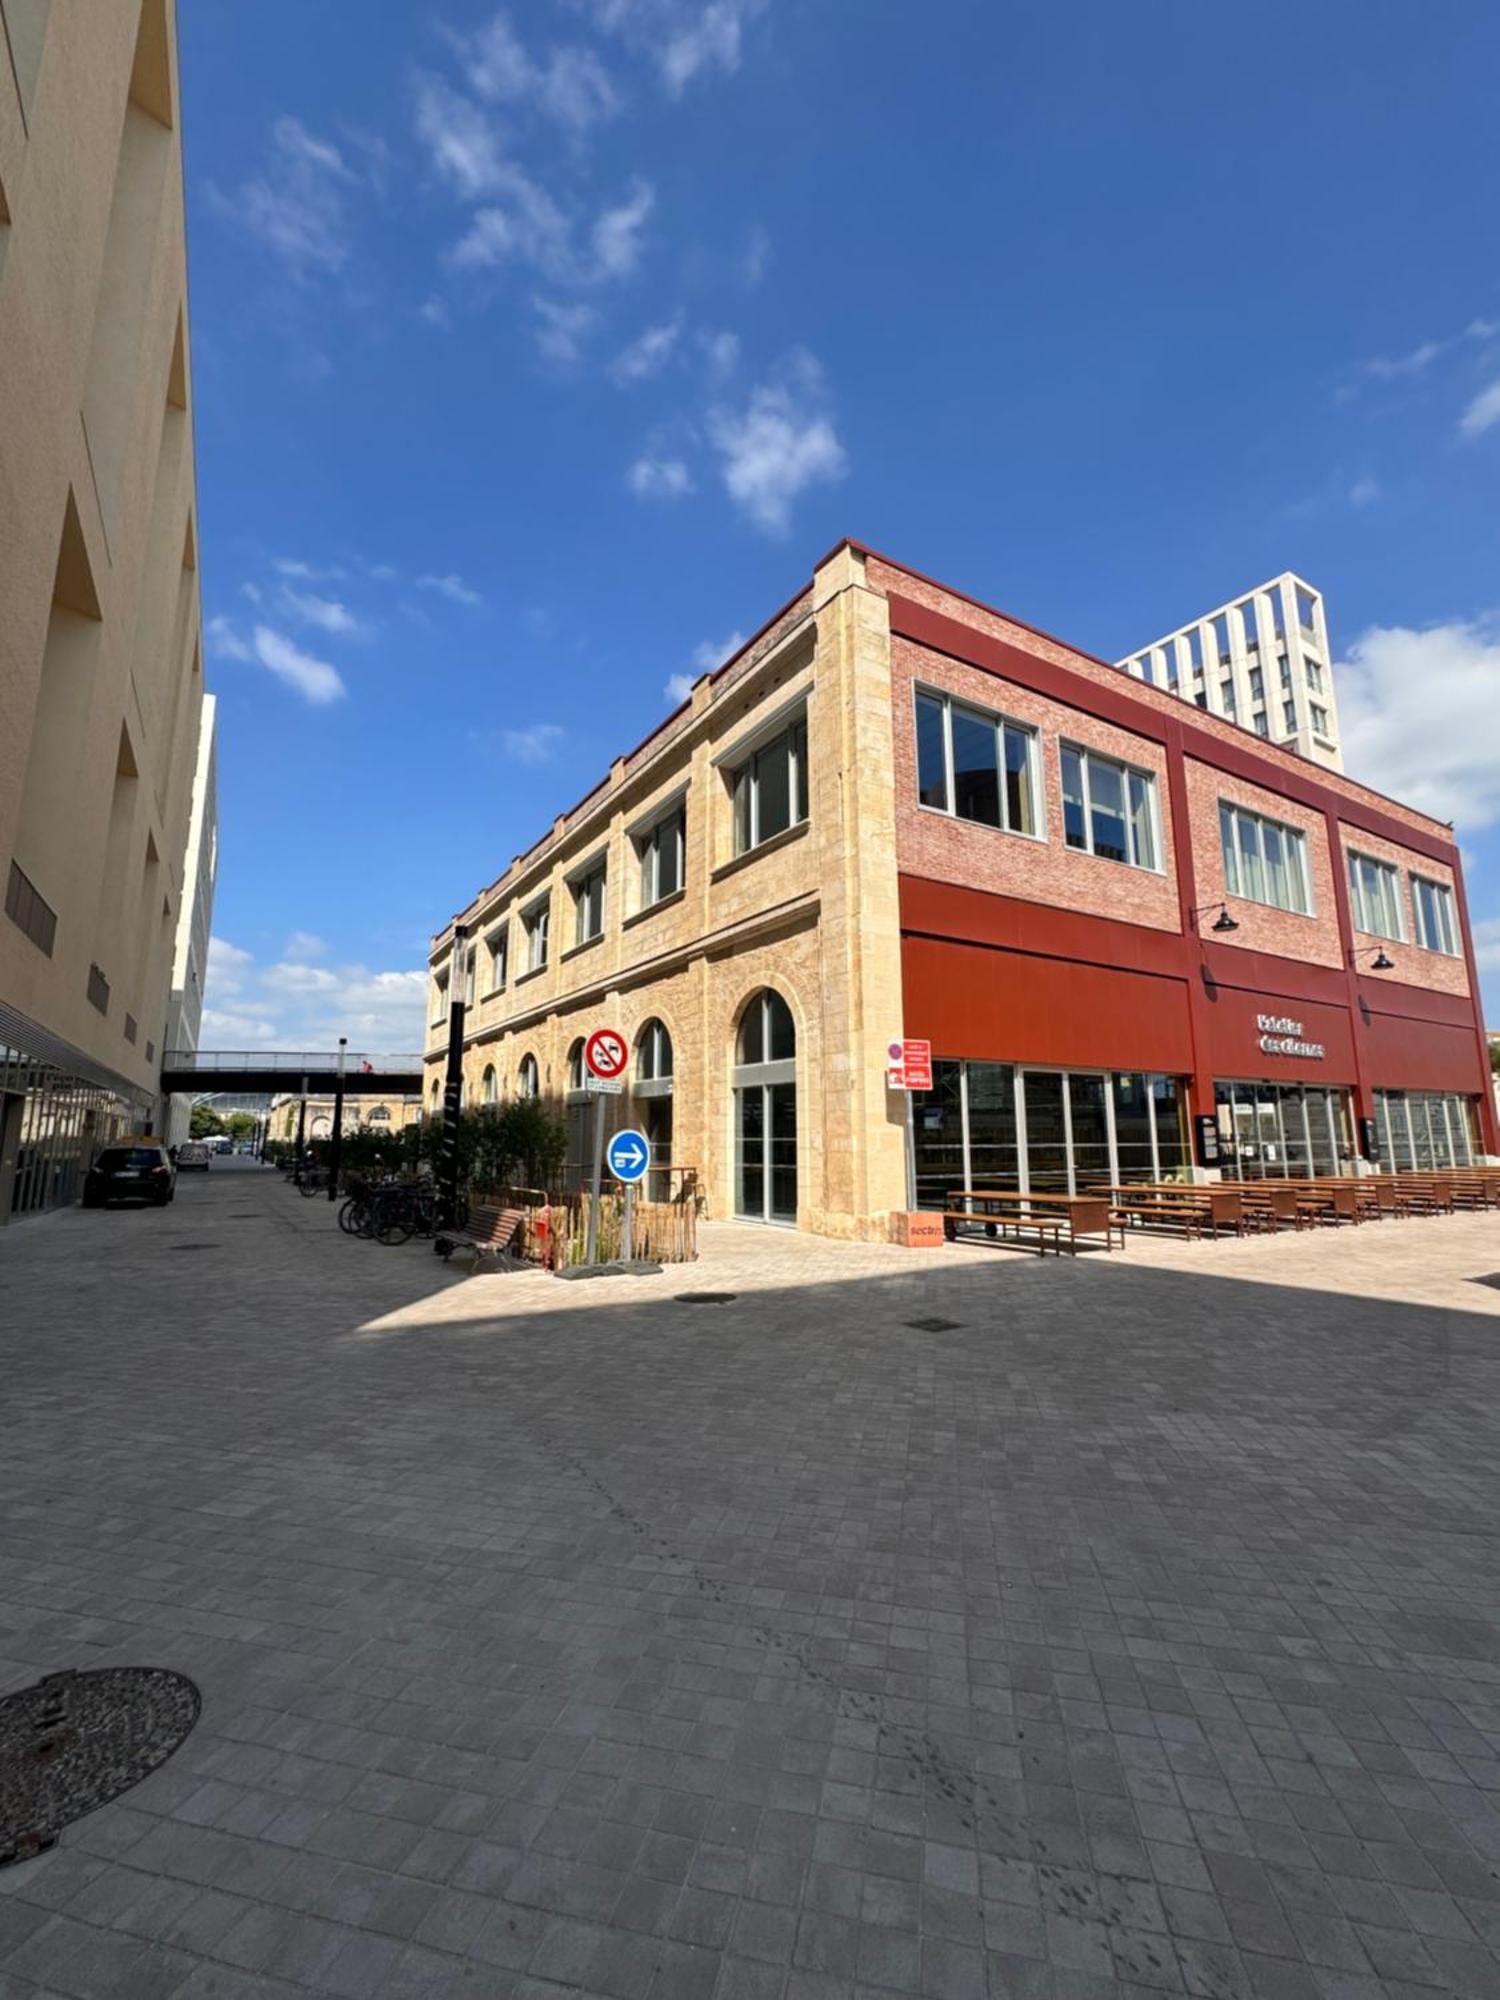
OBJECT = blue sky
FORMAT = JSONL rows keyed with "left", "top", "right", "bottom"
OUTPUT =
{"left": 182, "top": 1, "right": 1500, "bottom": 1051}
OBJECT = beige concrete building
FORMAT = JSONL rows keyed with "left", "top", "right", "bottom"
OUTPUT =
{"left": 0, "top": 0, "right": 206, "bottom": 1219}
{"left": 268, "top": 1094, "right": 424, "bottom": 1145}
{"left": 427, "top": 541, "right": 1493, "bottom": 1239}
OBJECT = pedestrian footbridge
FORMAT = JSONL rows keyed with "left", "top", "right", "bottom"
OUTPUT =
{"left": 159, "top": 1050, "right": 426, "bottom": 1097}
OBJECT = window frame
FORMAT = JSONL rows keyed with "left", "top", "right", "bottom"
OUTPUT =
{"left": 635, "top": 801, "right": 686, "bottom": 911}
{"left": 1409, "top": 872, "right": 1458, "bottom": 956}
{"left": 912, "top": 685, "right": 1043, "bottom": 842}
{"left": 1058, "top": 741, "right": 1161, "bottom": 872}
{"left": 430, "top": 969, "right": 450, "bottom": 1027}
{"left": 1346, "top": 849, "right": 1405, "bottom": 942}
{"left": 483, "top": 923, "right": 508, "bottom": 995}
{"left": 1218, "top": 799, "right": 1313, "bottom": 916}
{"left": 729, "top": 713, "right": 808, "bottom": 858}
{"left": 517, "top": 1053, "right": 539, "bottom": 1100}
{"left": 521, "top": 894, "right": 551, "bottom": 973}
{"left": 569, "top": 855, "right": 607, "bottom": 948}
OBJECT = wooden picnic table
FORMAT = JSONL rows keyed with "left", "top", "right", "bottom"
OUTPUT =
{"left": 956, "top": 1189, "right": 1123, "bottom": 1252}
{"left": 1086, "top": 1184, "right": 1245, "bottom": 1238}
{"left": 1213, "top": 1182, "right": 1307, "bottom": 1228}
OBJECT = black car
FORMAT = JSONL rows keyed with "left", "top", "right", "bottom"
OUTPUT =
{"left": 82, "top": 1142, "right": 175, "bottom": 1208}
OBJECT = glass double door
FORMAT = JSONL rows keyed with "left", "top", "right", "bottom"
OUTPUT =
{"left": 735, "top": 1081, "right": 797, "bottom": 1223}
{"left": 1018, "top": 1070, "right": 1112, "bottom": 1195}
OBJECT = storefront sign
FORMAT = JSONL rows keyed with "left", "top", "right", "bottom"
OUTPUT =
{"left": 1194, "top": 1113, "right": 1221, "bottom": 1167}
{"left": 1256, "top": 1013, "right": 1325, "bottom": 1060}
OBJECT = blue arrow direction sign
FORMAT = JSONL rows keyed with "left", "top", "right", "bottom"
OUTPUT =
{"left": 605, "top": 1129, "right": 651, "bottom": 1184}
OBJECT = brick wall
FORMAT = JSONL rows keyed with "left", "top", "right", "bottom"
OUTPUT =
{"left": 1338, "top": 821, "right": 1470, "bottom": 998}
{"left": 1183, "top": 758, "right": 1343, "bottom": 969}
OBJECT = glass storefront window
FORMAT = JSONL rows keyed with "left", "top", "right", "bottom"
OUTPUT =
{"left": 1374, "top": 1089, "right": 1476, "bottom": 1170}
{"left": 908, "top": 1061, "right": 1187, "bottom": 1202}
{"left": 1213, "top": 1079, "right": 1354, "bottom": 1179}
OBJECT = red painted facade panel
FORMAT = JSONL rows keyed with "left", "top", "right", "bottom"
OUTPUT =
{"left": 902, "top": 934, "right": 1192, "bottom": 1074}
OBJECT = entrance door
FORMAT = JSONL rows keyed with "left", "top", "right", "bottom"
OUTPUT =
{"left": 733, "top": 990, "right": 798, "bottom": 1225}
{"left": 1067, "top": 1073, "right": 1111, "bottom": 1194}
{"left": 735, "top": 1082, "right": 798, "bottom": 1223}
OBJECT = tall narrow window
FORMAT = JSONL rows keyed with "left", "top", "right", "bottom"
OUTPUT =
{"left": 571, "top": 859, "right": 606, "bottom": 947}
{"left": 523, "top": 896, "right": 551, "bottom": 971}
{"left": 1347, "top": 851, "right": 1404, "bottom": 940}
{"left": 1061, "top": 745, "right": 1157, "bottom": 870}
{"left": 485, "top": 924, "right": 508, "bottom": 991}
{"left": 518, "top": 1054, "right": 539, "bottom": 1099}
{"left": 730, "top": 715, "right": 807, "bottom": 856}
{"left": 1410, "top": 875, "right": 1458, "bottom": 955}
{"left": 636, "top": 803, "right": 685, "bottom": 908}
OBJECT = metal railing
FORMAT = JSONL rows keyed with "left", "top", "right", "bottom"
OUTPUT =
{"left": 164, "top": 1050, "right": 425, "bottom": 1072}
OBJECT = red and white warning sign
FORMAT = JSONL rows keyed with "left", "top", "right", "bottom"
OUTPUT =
{"left": 886, "top": 1038, "right": 933, "bottom": 1090}
{"left": 584, "top": 1027, "right": 629, "bottom": 1081}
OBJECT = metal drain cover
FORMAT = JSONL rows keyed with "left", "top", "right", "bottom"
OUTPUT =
{"left": 675, "top": 1292, "right": 737, "bottom": 1305}
{"left": 905, "top": 1316, "right": 964, "bottom": 1333}
{"left": 1, "top": 1667, "right": 200, "bottom": 1868}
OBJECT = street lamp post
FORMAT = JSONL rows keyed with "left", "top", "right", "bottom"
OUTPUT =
{"left": 328, "top": 1037, "right": 347, "bottom": 1201}
{"left": 438, "top": 925, "right": 467, "bottom": 1232}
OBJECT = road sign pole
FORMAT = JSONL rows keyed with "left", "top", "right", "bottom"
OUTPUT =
{"left": 622, "top": 1181, "right": 635, "bottom": 1263}
{"left": 904, "top": 1091, "right": 917, "bottom": 1210}
{"left": 586, "top": 1090, "right": 607, "bottom": 1266}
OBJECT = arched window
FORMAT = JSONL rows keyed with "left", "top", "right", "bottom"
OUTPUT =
{"left": 736, "top": 989, "right": 795, "bottom": 1066}
{"left": 518, "top": 1054, "right": 539, "bottom": 1099}
{"left": 481, "top": 1065, "right": 497, "bottom": 1105}
{"left": 636, "top": 1019, "right": 673, "bottom": 1083}
{"left": 429, "top": 1078, "right": 440, "bottom": 1108}
{"left": 567, "top": 1038, "right": 586, "bottom": 1091}
{"left": 367, "top": 1105, "right": 391, "bottom": 1123}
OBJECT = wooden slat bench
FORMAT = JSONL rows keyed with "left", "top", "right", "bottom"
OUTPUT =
{"left": 435, "top": 1202, "right": 527, "bottom": 1267}
{"left": 941, "top": 1209, "right": 1067, "bottom": 1257}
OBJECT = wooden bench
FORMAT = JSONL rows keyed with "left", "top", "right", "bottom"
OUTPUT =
{"left": 435, "top": 1202, "right": 527, "bottom": 1267}
{"left": 941, "top": 1210, "right": 1066, "bottom": 1257}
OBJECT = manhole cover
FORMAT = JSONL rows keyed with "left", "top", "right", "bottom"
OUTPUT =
{"left": 675, "top": 1292, "right": 737, "bottom": 1305}
{"left": 904, "top": 1316, "right": 963, "bottom": 1333}
{"left": 1, "top": 1667, "right": 200, "bottom": 1868}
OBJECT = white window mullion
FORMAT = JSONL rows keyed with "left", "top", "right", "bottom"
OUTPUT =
{"left": 1014, "top": 1069, "right": 1029, "bottom": 1196}
{"left": 1147, "top": 1080, "right": 1161, "bottom": 1181}
{"left": 959, "top": 1061, "right": 972, "bottom": 1196}
{"left": 1060, "top": 1071, "right": 1076, "bottom": 1196}
{"left": 943, "top": 699, "right": 956, "bottom": 816}
{"left": 1103, "top": 1074, "right": 1120, "bottom": 1189}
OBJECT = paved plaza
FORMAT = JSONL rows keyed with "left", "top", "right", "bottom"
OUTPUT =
{"left": 3, "top": 1165, "right": 1500, "bottom": 1999}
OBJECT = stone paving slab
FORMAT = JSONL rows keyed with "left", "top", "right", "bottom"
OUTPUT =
{"left": 1, "top": 1163, "right": 1499, "bottom": 1998}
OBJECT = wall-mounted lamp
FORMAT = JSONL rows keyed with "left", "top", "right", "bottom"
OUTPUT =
{"left": 1190, "top": 901, "right": 1240, "bottom": 934}
{"left": 1351, "top": 944, "right": 1396, "bottom": 972}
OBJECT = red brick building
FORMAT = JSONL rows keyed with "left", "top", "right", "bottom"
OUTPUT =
{"left": 873, "top": 546, "right": 1496, "bottom": 1198}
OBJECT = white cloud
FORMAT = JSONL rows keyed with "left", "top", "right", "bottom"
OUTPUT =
{"left": 532, "top": 296, "right": 597, "bottom": 364}
{"left": 1338, "top": 315, "right": 1500, "bottom": 405}
{"left": 215, "top": 115, "right": 357, "bottom": 278}
{"left": 582, "top": 0, "right": 765, "bottom": 93}
{"left": 664, "top": 671, "right": 695, "bottom": 703}
{"left": 252, "top": 626, "right": 347, "bottom": 705}
{"left": 590, "top": 178, "right": 653, "bottom": 279}
{"left": 450, "top": 164, "right": 572, "bottom": 273}
{"left": 627, "top": 453, "right": 693, "bottom": 498}
{"left": 465, "top": 13, "right": 620, "bottom": 132}
{"left": 279, "top": 588, "right": 361, "bottom": 636}
{"left": 414, "top": 75, "right": 508, "bottom": 198}
{"left": 1459, "top": 378, "right": 1500, "bottom": 440}
{"left": 205, "top": 615, "right": 252, "bottom": 662}
{"left": 708, "top": 356, "right": 846, "bottom": 533}
{"left": 701, "top": 328, "right": 740, "bottom": 378}
{"left": 1337, "top": 615, "right": 1500, "bottom": 829}
{"left": 273, "top": 557, "right": 346, "bottom": 581}
{"left": 610, "top": 316, "right": 682, "bottom": 384}
{"left": 1348, "top": 474, "right": 1381, "bottom": 508}
{"left": 284, "top": 932, "right": 328, "bottom": 961}
{"left": 416, "top": 573, "right": 483, "bottom": 608}
{"left": 419, "top": 295, "right": 452, "bottom": 330}
{"left": 692, "top": 630, "right": 746, "bottom": 672}
{"left": 502, "top": 723, "right": 565, "bottom": 763}
{"left": 203, "top": 938, "right": 427, "bottom": 1056}
{"left": 206, "top": 936, "right": 254, "bottom": 1001}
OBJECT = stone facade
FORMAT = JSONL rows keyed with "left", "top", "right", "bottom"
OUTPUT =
{"left": 0, "top": 1, "right": 206, "bottom": 1218}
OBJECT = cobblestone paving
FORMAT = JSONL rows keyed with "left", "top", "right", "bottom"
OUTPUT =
{"left": 2, "top": 1164, "right": 1500, "bottom": 1998}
